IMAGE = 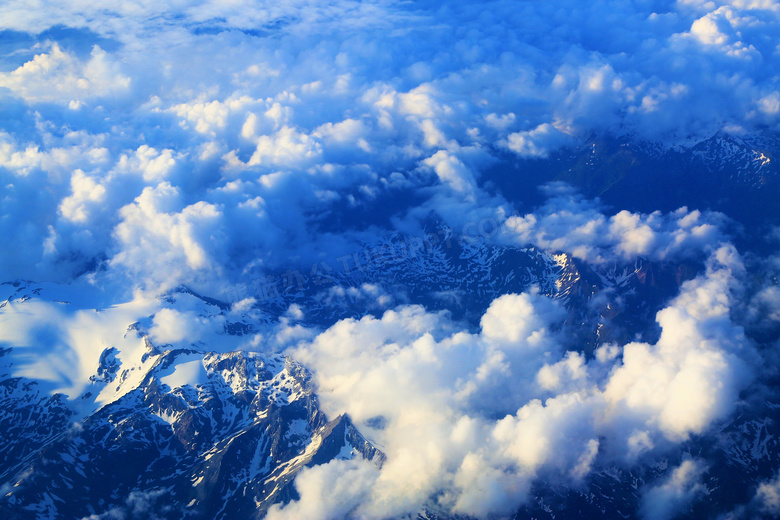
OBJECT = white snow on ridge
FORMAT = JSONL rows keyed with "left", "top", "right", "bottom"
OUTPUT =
{"left": 159, "top": 355, "right": 209, "bottom": 389}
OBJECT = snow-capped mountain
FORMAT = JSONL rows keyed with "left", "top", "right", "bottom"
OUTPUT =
{"left": 490, "top": 130, "right": 780, "bottom": 234}
{"left": 1, "top": 307, "right": 383, "bottom": 519}
{"left": 0, "top": 233, "right": 743, "bottom": 520}
{"left": 0, "top": 129, "right": 777, "bottom": 518}
{"left": 5, "top": 1, "right": 780, "bottom": 518}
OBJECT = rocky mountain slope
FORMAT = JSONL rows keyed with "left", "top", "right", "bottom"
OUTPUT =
{"left": 0, "top": 295, "right": 383, "bottom": 519}
{"left": 0, "top": 235, "right": 709, "bottom": 519}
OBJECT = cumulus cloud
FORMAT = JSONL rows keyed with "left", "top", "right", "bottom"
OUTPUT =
{"left": 80, "top": 488, "right": 169, "bottom": 520}
{"left": 0, "top": 2, "right": 775, "bottom": 517}
{"left": 422, "top": 150, "right": 479, "bottom": 198}
{"left": 0, "top": 43, "right": 130, "bottom": 103}
{"left": 0, "top": 0, "right": 775, "bottom": 293}
{"left": 110, "top": 182, "right": 226, "bottom": 288}
{"left": 273, "top": 246, "right": 752, "bottom": 518}
{"left": 502, "top": 183, "right": 729, "bottom": 263}
{"left": 59, "top": 169, "right": 107, "bottom": 224}
{"left": 639, "top": 459, "right": 709, "bottom": 520}
{"left": 148, "top": 308, "right": 212, "bottom": 345}
{"left": 605, "top": 245, "right": 752, "bottom": 441}
{"left": 265, "top": 460, "right": 379, "bottom": 520}
{"left": 755, "top": 474, "right": 780, "bottom": 515}
{"left": 503, "top": 123, "right": 575, "bottom": 158}
{"left": 319, "top": 283, "right": 397, "bottom": 310}
{"left": 278, "top": 293, "right": 574, "bottom": 517}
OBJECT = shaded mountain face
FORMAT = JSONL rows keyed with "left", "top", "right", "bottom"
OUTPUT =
{"left": 0, "top": 318, "right": 382, "bottom": 520}
{"left": 486, "top": 130, "right": 780, "bottom": 237}
{"left": 0, "top": 233, "right": 731, "bottom": 520}
{"left": 4, "top": 0, "right": 780, "bottom": 516}
{"left": 510, "top": 400, "right": 780, "bottom": 520}
{"left": 0, "top": 131, "right": 779, "bottom": 520}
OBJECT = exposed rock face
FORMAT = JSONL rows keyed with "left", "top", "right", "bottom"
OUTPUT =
{"left": 0, "top": 344, "right": 383, "bottom": 520}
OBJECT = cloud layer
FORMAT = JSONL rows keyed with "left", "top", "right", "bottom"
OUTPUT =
{"left": 266, "top": 245, "right": 753, "bottom": 518}
{"left": 0, "top": 2, "right": 778, "bottom": 518}
{"left": 0, "top": 0, "right": 778, "bottom": 293}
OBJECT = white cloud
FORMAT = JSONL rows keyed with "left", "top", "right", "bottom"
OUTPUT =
{"left": 59, "top": 169, "right": 106, "bottom": 223}
{"left": 0, "top": 3, "right": 775, "bottom": 516}
{"left": 149, "top": 308, "right": 208, "bottom": 345}
{"left": 266, "top": 459, "right": 379, "bottom": 520}
{"left": 639, "top": 459, "right": 709, "bottom": 520}
{"left": 480, "top": 291, "right": 563, "bottom": 347}
{"left": 111, "top": 182, "right": 226, "bottom": 290}
{"left": 118, "top": 145, "right": 181, "bottom": 182}
{"left": 422, "top": 150, "right": 478, "bottom": 198}
{"left": 279, "top": 246, "right": 752, "bottom": 517}
{"left": 755, "top": 474, "right": 780, "bottom": 515}
{"left": 321, "top": 283, "right": 396, "bottom": 309}
{"left": 503, "top": 123, "right": 574, "bottom": 158}
{"left": 80, "top": 488, "right": 168, "bottom": 520}
{"left": 503, "top": 184, "right": 728, "bottom": 263}
{"left": 0, "top": 0, "right": 776, "bottom": 291}
{"left": 0, "top": 43, "right": 130, "bottom": 103}
{"left": 604, "top": 245, "right": 751, "bottom": 441}
{"left": 247, "top": 126, "right": 322, "bottom": 168}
